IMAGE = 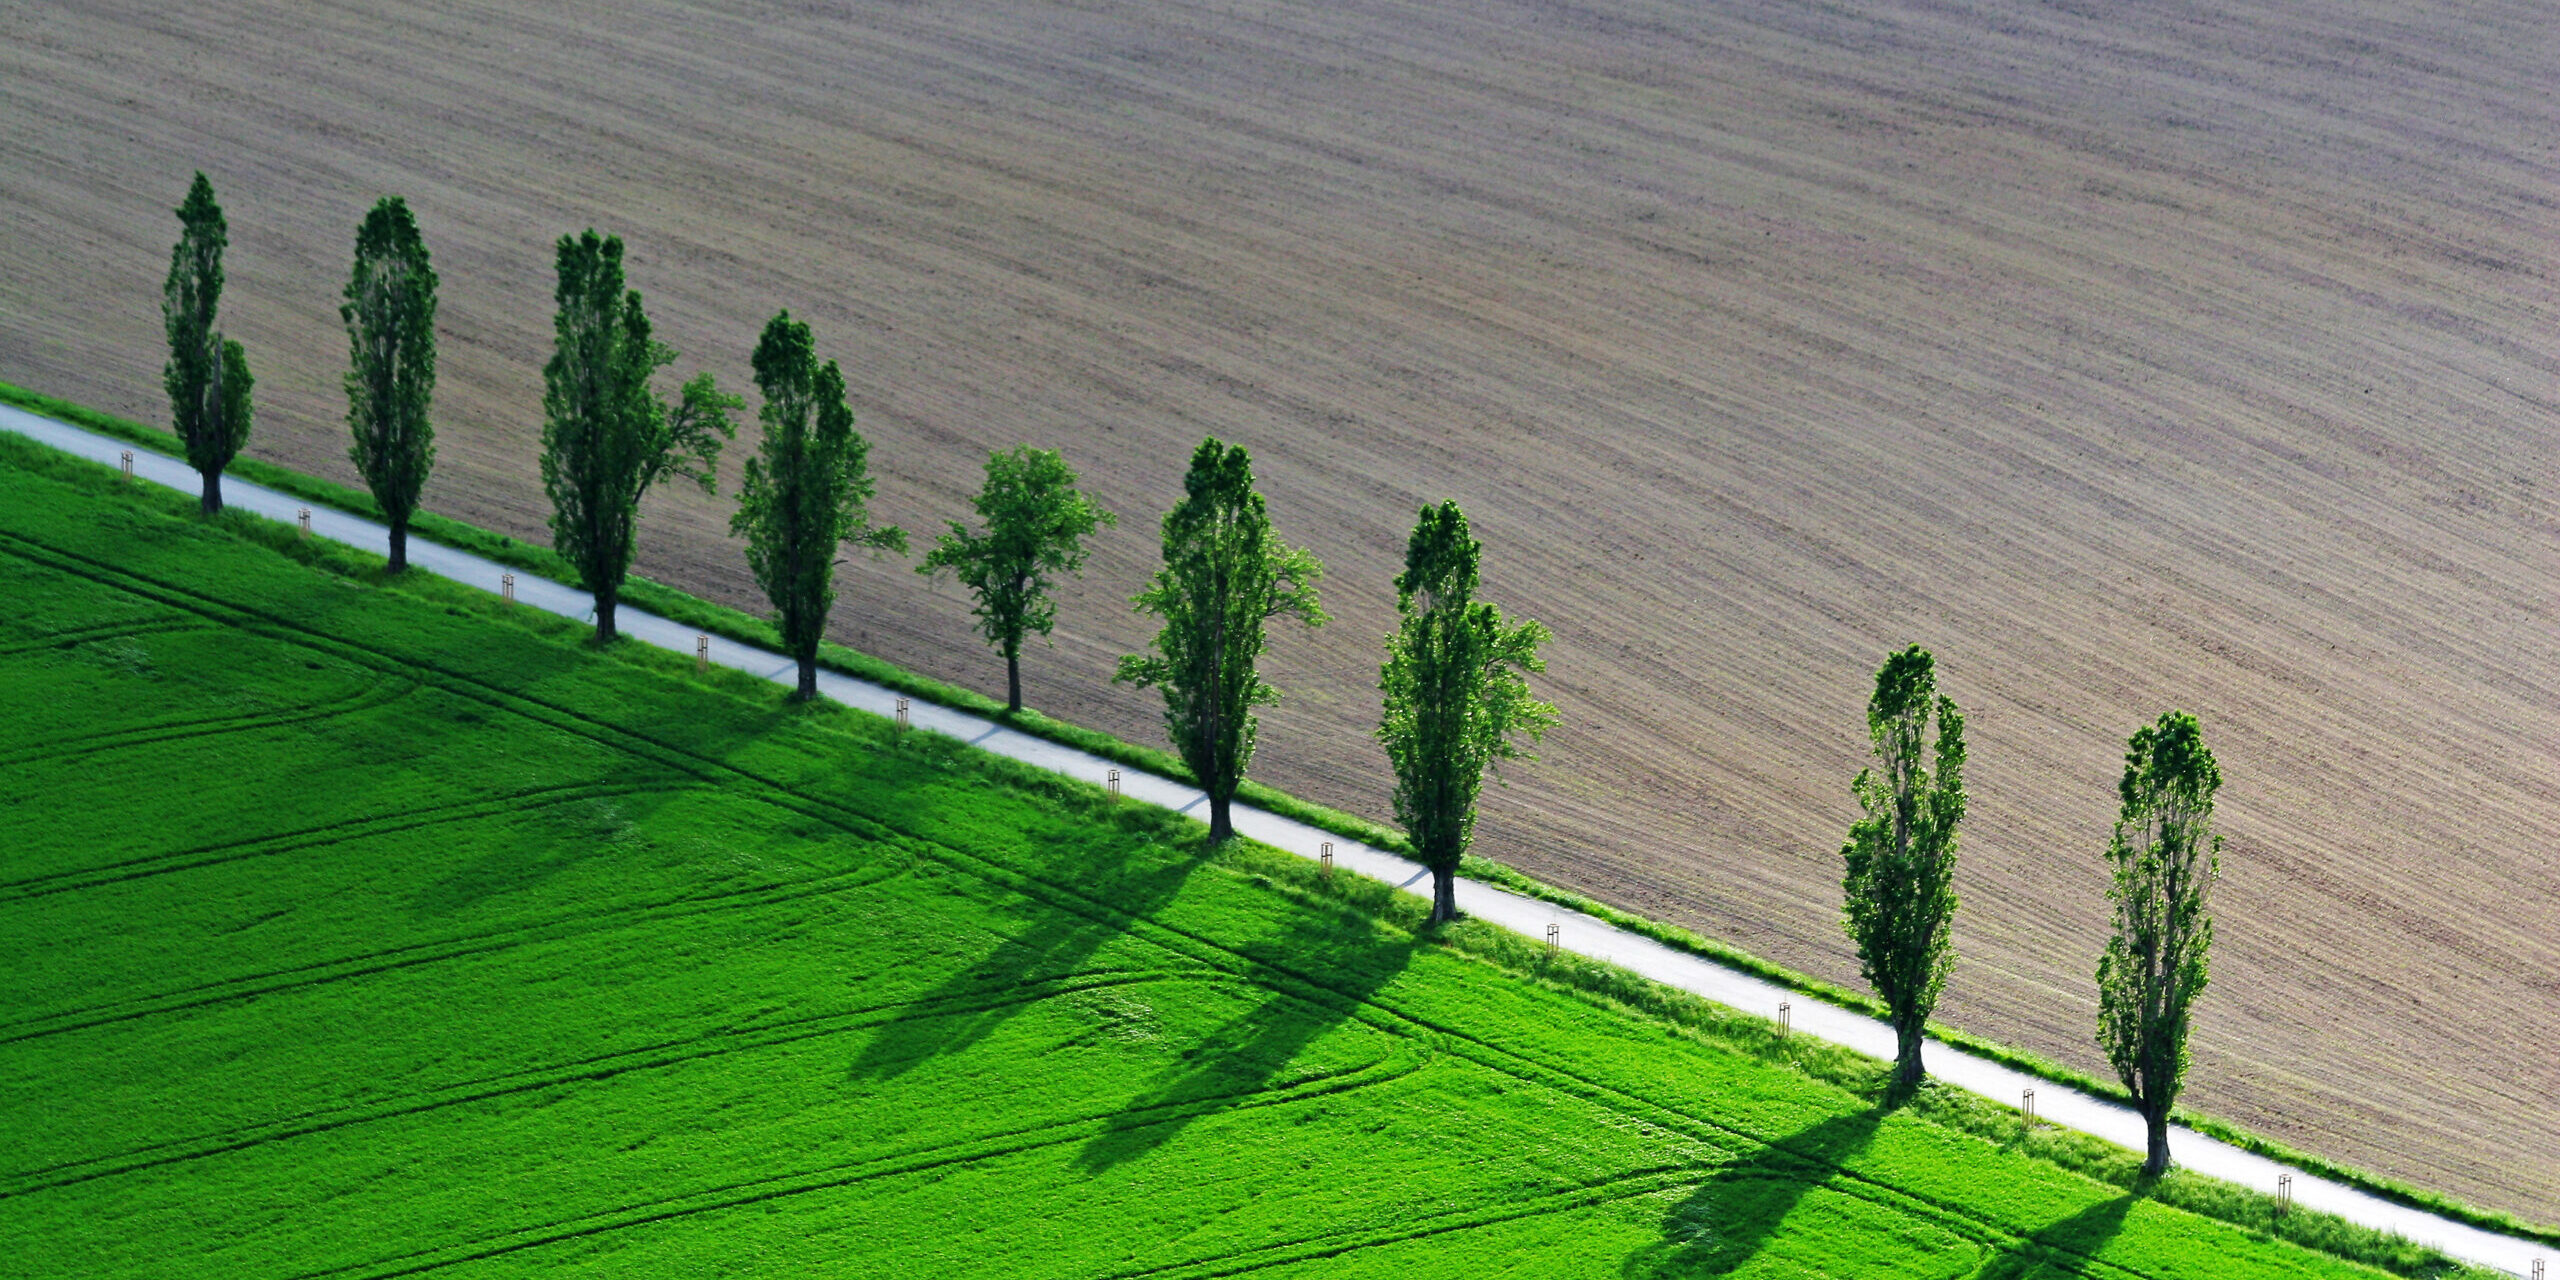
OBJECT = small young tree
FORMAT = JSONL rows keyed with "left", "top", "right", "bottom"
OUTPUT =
{"left": 918, "top": 446, "right": 1115, "bottom": 714}
{"left": 341, "top": 196, "right": 438, "bottom": 572}
{"left": 2098, "top": 710, "right": 2223, "bottom": 1178}
{"left": 731, "top": 310, "right": 905, "bottom": 701}
{"left": 1378, "top": 500, "right": 1557, "bottom": 925}
{"left": 540, "top": 229, "right": 739, "bottom": 642}
{"left": 162, "top": 172, "right": 254, "bottom": 516}
{"left": 1115, "top": 437, "right": 1324, "bottom": 843}
{"left": 1840, "top": 644, "right": 1967, "bottom": 1092}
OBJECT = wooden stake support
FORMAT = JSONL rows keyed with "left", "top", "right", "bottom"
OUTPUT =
{"left": 1320, "top": 840, "right": 1333, "bottom": 878}
{"left": 1545, "top": 923, "right": 1560, "bottom": 954}
{"left": 2529, "top": 1259, "right": 2543, "bottom": 1280}
{"left": 2276, "top": 1173, "right": 2292, "bottom": 1216}
{"left": 2021, "top": 1088, "right": 2036, "bottom": 1126}
{"left": 119, "top": 450, "right": 134, "bottom": 482}
{"left": 695, "top": 634, "right": 710, "bottom": 674}
{"left": 895, "top": 696, "right": 911, "bottom": 733}
{"left": 501, "top": 572, "right": 516, "bottom": 604}
{"left": 1778, "top": 1001, "right": 1791, "bottom": 1037}
{"left": 297, "top": 507, "right": 312, "bottom": 538}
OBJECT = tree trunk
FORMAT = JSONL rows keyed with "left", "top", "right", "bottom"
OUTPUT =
{"left": 2141, "top": 1106, "right": 2172, "bottom": 1178}
{"left": 1893, "top": 1018, "right": 1927, "bottom": 1092}
{"left": 199, "top": 468, "right": 222, "bottom": 516}
{"left": 1207, "top": 792, "right": 1234, "bottom": 843}
{"left": 1005, "top": 649, "right": 1022, "bottom": 714}
{"left": 794, "top": 651, "right": 819, "bottom": 702}
{"left": 1429, "top": 864, "right": 1460, "bottom": 925}
{"left": 387, "top": 518, "right": 408, "bottom": 573}
{"left": 594, "top": 586, "right": 618, "bottom": 644}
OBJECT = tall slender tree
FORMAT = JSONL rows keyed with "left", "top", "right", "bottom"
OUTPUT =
{"left": 2098, "top": 710, "right": 2223, "bottom": 1178}
{"left": 540, "top": 229, "right": 739, "bottom": 642}
{"left": 342, "top": 196, "right": 438, "bottom": 572}
{"left": 162, "top": 172, "right": 254, "bottom": 516}
{"left": 1840, "top": 644, "right": 1967, "bottom": 1092}
{"left": 918, "top": 445, "right": 1115, "bottom": 714}
{"left": 731, "top": 310, "right": 905, "bottom": 701}
{"left": 1116, "top": 438, "right": 1324, "bottom": 843}
{"left": 1378, "top": 501, "right": 1557, "bottom": 925}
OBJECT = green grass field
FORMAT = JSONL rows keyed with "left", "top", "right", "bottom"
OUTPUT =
{"left": 0, "top": 448, "right": 2420, "bottom": 1278}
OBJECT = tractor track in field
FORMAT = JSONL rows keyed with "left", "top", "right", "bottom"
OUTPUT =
{"left": 0, "top": 780, "right": 651, "bottom": 900}
{"left": 3, "top": 967, "right": 1244, "bottom": 1198}
{"left": 0, "top": 667, "right": 418, "bottom": 772}
{"left": 0, "top": 524, "right": 2217, "bottom": 1280}
{"left": 0, "top": 778, "right": 660, "bottom": 908}
{"left": 0, "top": 615, "right": 209, "bottom": 657}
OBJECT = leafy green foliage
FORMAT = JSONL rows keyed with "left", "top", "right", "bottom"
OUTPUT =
{"left": 0, "top": 449, "right": 2493, "bottom": 1279}
{"left": 731, "top": 309, "right": 904, "bottom": 701}
{"left": 1377, "top": 500, "right": 1555, "bottom": 924}
{"left": 1116, "top": 437, "right": 1324, "bottom": 841}
{"left": 161, "top": 172, "right": 252, "bottom": 516}
{"left": 1841, "top": 644, "right": 1967, "bottom": 1090}
{"left": 539, "top": 229, "right": 739, "bottom": 643}
{"left": 918, "top": 446, "right": 1114, "bottom": 712}
{"left": 2100, "top": 710, "right": 2223, "bottom": 1177}
{"left": 340, "top": 195, "right": 438, "bottom": 572}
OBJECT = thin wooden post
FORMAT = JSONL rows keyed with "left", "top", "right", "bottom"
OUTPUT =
{"left": 2021, "top": 1088, "right": 2036, "bottom": 1126}
{"left": 2276, "top": 1174, "right": 2292, "bottom": 1216}
{"left": 895, "top": 697, "right": 911, "bottom": 733}
{"left": 1106, "top": 767, "right": 1120, "bottom": 801}
{"left": 695, "top": 634, "right": 710, "bottom": 674}
{"left": 297, "top": 507, "right": 312, "bottom": 538}
{"left": 1545, "top": 923, "right": 1560, "bottom": 954}
{"left": 1319, "top": 840, "right": 1333, "bottom": 879}
{"left": 501, "top": 572, "right": 516, "bottom": 604}
{"left": 2529, "top": 1258, "right": 2543, "bottom": 1280}
{"left": 119, "top": 450, "right": 134, "bottom": 483}
{"left": 1778, "top": 1001, "right": 1791, "bottom": 1037}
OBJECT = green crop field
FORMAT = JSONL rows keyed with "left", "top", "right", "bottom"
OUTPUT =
{"left": 0, "top": 447, "right": 2410, "bottom": 1278}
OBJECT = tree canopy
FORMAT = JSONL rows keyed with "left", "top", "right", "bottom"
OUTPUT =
{"left": 2098, "top": 709, "right": 2222, "bottom": 1178}
{"left": 918, "top": 445, "right": 1114, "bottom": 713}
{"left": 1841, "top": 644, "right": 1966, "bottom": 1092}
{"left": 162, "top": 172, "right": 253, "bottom": 516}
{"left": 1115, "top": 437, "right": 1323, "bottom": 842}
{"left": 539, "top": 229, "right": 737, "bottom": 642}
{"left": 1378, "top": 500, "right": 1556, "bottom": 925}
{"left": 731, "top": 309, "right": 905, "bottom": 701}
{"left": 342, "top": 195, "right": 438, "bottom": 572}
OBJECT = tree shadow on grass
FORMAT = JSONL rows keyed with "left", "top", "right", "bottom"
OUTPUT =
{"left": 1625, "top": 1105, "right": 1890, "bottom": 1277}
{"left": 1973, "top": 1194, "right": 2136, "bottom": 1280}
{"left": 844, "top": 837, "right": 1211, "bottom": 1082}
{"left": 1073, "top": 910, "right": 1418, "bottom": 1173}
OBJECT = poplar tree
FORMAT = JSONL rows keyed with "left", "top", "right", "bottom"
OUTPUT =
{"left": 342, "top": 196, "right": 438, "bottom": 572}
{"left": 731, "top": 310, "right": 905, "bottom": 701}
{"left": 1841, "top": 644, "right": 1967, "bottom": 1092}
{"left": 540, "top": 229, "right": 738, "bottom": 642}
{"left": 918, "top": 445, "right": 1115, "bottom": 714}
{"left": 1378, "top": 501, "right": 1557, "bottom": 925}
{"left": 1116, "top": 438, "right": 1324, "bottom": 843}
{"left": 162, "top": 172, "right": 254, "bottom": 516}
{"left": 2098, "top": 710, "right": 2223, "bottom": 1178}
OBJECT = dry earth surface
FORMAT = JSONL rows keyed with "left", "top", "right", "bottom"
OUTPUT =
{"left": 4, "top": 0, "right": 2555, "bottom": 1222}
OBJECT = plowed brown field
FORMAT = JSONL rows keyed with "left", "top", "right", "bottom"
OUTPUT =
{"left": 4, "top": 0, "right": 2554, "bottom": 1221}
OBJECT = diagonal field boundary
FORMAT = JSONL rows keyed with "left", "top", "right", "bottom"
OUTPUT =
{"left": 0, "top": 403, "right": 2543, "bottom": 1278}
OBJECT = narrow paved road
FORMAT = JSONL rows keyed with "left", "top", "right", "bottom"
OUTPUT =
{"left": 3, "top": 402, "right": 2544, "bottom": 1278}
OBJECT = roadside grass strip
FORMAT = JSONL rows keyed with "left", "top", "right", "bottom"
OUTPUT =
{"left": 0, "top": 449, "right": 2474, "bottom": 1277}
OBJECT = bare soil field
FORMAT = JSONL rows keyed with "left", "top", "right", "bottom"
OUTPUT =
{"left": 4, "top": 0, "right": 2555, "bottom": 1221}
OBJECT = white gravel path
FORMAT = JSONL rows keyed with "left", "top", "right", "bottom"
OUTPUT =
{"left": 5, "top": 401, "right": 2544, "bottom": 1277}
